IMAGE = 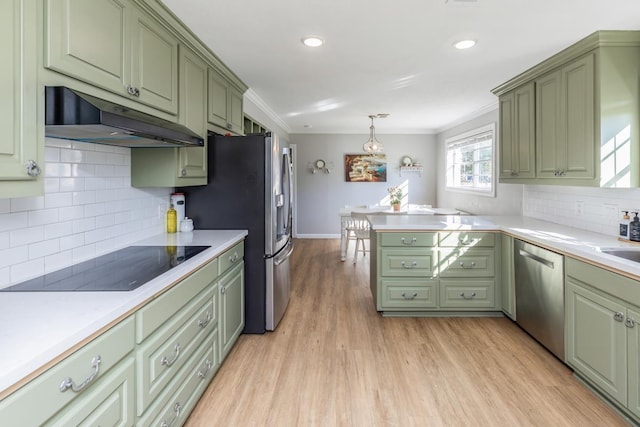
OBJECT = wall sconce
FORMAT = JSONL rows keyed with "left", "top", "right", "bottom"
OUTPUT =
{"left": 310, "top": 159, "right": 332, "bottom": 174}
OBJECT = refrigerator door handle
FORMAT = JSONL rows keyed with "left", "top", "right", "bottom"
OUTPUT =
{"left": 274, "top": 241, "right": 294, "bottom": 265}
{"left": 275, "top": 193, "right": 284, "bottom": 207}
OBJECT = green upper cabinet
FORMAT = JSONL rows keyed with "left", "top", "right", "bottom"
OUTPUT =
{"left": 208, "top": 67, "right": 244, "bottom": 135}
{"left": 536, "top": 54, "right": 595, "bottom": 180}
{"left": 499, "top": 82, "right": 535, "bottom": 180}
{"left": 493, "top": 31, "right": 640, "bottom": 187}
{"left": 0, "top": 0, "right": 43, "bottom": 197}
{"left": 45, "top": 0, "right": 179, "bottom": 115}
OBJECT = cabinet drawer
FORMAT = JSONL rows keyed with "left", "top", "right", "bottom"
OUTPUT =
{"left": 0, "top": 317, "right": 135, "bottom": 426}
{"left": 138, "top": 334, "right": 218, "bottom": 426}
{"left": 381, "top": 279, "right": 437, "bottom": 309}
{"left": 380, "top": 232, "right": 437, "bottom": 247}
{"left": 439, "top": 249, "right": 495, "bottom": 277}
{"left": 380, "top": 248, "right": 436, "bottom": 277}
{"left": 439, "top": 280, "right": 496, "bottom": 308}
{"left": 42, "top": 358, "right": 135, "bottom": 427}
{"left": 136, "top": 257, "right": 218, "bottom": 342}
{"left": 137, "top": 284, "right": 217, "bottom": 414}
{"left": 219, "top": 241, "right": 244, "bottom": 275}
{"left": 439, "top": 231, "right": 495, "bottom": 247}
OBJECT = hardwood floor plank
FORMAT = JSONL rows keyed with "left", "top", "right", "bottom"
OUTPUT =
{"left": 185, "top": 239, "right": 630, "bottom": 426}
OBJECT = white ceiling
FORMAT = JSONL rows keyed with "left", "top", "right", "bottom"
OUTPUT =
{"left": 161, "top": 0, "right": 640, "bottom": 135}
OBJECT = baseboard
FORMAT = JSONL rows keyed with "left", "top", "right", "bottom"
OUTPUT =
{"left": 294, "top": 234, "right": 341, "bottom": 239}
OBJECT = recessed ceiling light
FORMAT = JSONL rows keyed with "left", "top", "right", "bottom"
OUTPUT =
{"left": 454, "top": 39, "right": 476, "bottom": 50}
{"left": 302, "top": 36, "right": 324, "bottom": 47}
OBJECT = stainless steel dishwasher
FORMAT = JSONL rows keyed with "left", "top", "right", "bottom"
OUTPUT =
{"left": 514, "top": 239, "right": 565, "bottom": 360}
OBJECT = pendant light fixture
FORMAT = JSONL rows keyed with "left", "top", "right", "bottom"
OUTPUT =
{"left": 362, "top": 113, "right": 388, "bottom": 153}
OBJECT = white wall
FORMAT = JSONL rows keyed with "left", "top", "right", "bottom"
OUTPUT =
{"left": 0, "top": 139, "right": 171, "bottom": 289}
{"left": 291, "top": 133, "right": 437, "bottom": 237}
{"left": 436, "top": 110, "right": 524, "bottom": 215}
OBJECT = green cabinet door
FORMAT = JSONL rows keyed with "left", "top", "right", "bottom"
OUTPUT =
{"left": 208, "top": 67, "right": 244, "bottom": 134}
{"left": 566, "top": 279, "right": 627, "bottom": 405}
{"left": 130, "top": 4, "right": 178, "bottom": 115}
{"left": 0, "top": 0, "right": 43, "bottom": 197}
{"left": 46, "top": 0, "right": 178, "bottom": 115}
{"left": 536, "top": 54, "right": 595, "bottom": 179}
{"left": 499, "top": 82, "right": 535, "bottom": 180}
{"left": 45, "top": 0, "right": 129, "bottom": 96}
{"left": 220, "top": 262, "right": 245, "bottom": 361}
{"left": 628, "top": 307, "right": 640, "bottom": 419}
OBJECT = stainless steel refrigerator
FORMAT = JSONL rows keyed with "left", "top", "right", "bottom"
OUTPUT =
{"left": 178, "top": 132, "right": 294, "bottom": 333}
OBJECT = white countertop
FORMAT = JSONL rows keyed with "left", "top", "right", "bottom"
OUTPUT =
{"left": 369, "top": 215, "right": 640, "bottom": 280}
{"left": 0, "top": 230, "right": 247, "bottom": 397}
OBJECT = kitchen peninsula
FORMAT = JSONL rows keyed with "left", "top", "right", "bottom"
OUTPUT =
{"left": 368, "top": 214, "right": 640, "bottom": 424}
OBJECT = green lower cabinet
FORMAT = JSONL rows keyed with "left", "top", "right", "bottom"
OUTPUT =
{"left": 501, "top": 235, "right": 516, "bottom": 320}
{"left": 439, "top": 279, "right": 496, "bottom": 309}
{"left": 565, "top": 257, "right": 640, "bottom": 423}
{"left": 380, "top": 279, "right": 437, "bottom": 309}
{"left": 220, "top": 261, "right": 245, "bottom": 361}
{"left": 566, "top": 280, "right": 628, "bottom": 403}
{"left": 43, "top": 359, "right": 135, "bottom": 427}
{"left": 380, "top": 248, "right": 436, "bottom": 277}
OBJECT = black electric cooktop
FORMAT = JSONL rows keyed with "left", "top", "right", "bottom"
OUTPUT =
{"left": 0, "top": 245, "right": 210, "bottom": 292}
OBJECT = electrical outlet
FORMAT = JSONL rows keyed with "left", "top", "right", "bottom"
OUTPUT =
{"left": 575, "top": 201, "right": 584, "bottom": 216}
{"left": 603, "top": 204, "right": 618, "bottom": 220}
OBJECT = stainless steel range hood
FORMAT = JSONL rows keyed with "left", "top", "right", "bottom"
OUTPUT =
{"left": 45, "top": 86, "right": 204, "bottom": 148}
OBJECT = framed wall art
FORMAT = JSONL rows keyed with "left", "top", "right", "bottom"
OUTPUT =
{"left": 344, "top": 153, "right": 387, "bottom": 182}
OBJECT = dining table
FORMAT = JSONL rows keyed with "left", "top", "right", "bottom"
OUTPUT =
{"left": 338, "top": 205, "right": 463, "bottom": 261}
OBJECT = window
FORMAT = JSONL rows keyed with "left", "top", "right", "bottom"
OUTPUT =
{"left": 445, "top": 123, "right": 496, "bottom": 197}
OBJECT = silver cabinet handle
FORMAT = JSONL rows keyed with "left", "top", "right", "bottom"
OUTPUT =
{"left": 401, "top": 292, "right": 418, "bottom": 300}
{"left": 625, "top": 317, "right": 636, "bottom": 328}
{"left": 26, "top": 160, "right": 41, "bottom": 177}
{"left": 401, "top": 261, "right": 417, "bottom": 269}
{"left": 126, "top": 85, "right": 140, "bottom": 97}
{"left": 180, "top": 168, "right": 187, "bottom": 177}
{"left": 160, "top": 402, "right": 181, "bottom": 427}
{"left": 161, "top": 343, "right": 181, "bottom": 367}
{"left": 229, "top": 253, "right": 240, "bottom": 263}
{"left": 59, "top": 355, "right": 101, "bottom": 393}
{"left": 197, "top": 311, "right": 211, "bottom": 328}
{"left": 614, "top": 312, "right": 625, "bottom": 322}
{"left": 400, "top": 237, "right": 417, "bottom": 245}
{"left": 458, "top": 238, "right": 471, "bottom": 245}
{"left": 460, "top": 292, "right": 477, "bottom": 299}
{"left": 459, "top": 261, "right": 476, "bottom": 269}
{"left": 510, "top": 171, "right": 519, "bottom": 177}
{"left": 198, "top": 360, "right": 213, "bottom": 379}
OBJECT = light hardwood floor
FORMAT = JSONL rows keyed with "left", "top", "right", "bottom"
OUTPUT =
{"left": 186, "top": 239, "right": 630, "bottom": 426}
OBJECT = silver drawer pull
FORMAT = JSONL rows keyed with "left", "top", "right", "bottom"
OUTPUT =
{"left": 458, "top": 238, "right": 472, "bottom": 245}
{"left": 460, "top": 292, "right": 477, "bottom": 299}
{"left": 229, "top": 253, "right": 240, "bottom": 263}
{"left": 160, "top": 402, "right": 181, "bottom": 427}
{"left": 400, "top": 237, "right": 417, "bottom": 245}
{"left": 614, "top": 312, "right": 625, "bottom": 322}
{"left": 459, "top": 261, "right": 476, "bottom": 269}
{"left": 59, "top": 355, "right": 101, "bottom": 393}
{"left": 197, "top": 311, "right": 212, "bottom": 328}
{"left": 401, "top": 261, "right": 418, "bottom": 269}
{"left": 161, "top": 343, "right": 181, "bottom": 367}
{"left": 625, "top": 318, "right": 636, "bottom": 328}
{"left": 401, "top": 292, "right": 418, "bottom": 300}
{"left": 198, "top": 360, "right": 213, "bottom": 379}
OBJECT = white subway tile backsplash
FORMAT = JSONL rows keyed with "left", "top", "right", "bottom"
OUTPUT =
{"left": 10, "top": 226, "right": 44, "bottom": 247}
{"left": 29, "top": 239, "right": 60, "bottom": 259}
{"left": 523, "top": 185, "right": 640, "bottom": 236}
{"left": 0, "top": 139, "right": 171, "bottom": 287}
{"left": 28, "top": 208, "right": 60, "bottom": 227}
{"left": 10, "top": 258, "right": 44, "bottom": 284}
{"left": 11, "top": 196, "right": 44, "bottom": 212}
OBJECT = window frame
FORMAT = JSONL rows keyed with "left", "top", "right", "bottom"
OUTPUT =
{"left": 444, "top": 123, "right": 496, "bottom": 198}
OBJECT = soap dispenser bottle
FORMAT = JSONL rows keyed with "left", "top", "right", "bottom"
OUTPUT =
{"left": 166, "top": 203, "right": 177, "bottom": 234}
{"left": 620, "top": 211, "right": 631, "bottom": 240}
{"left": 630, "top": 212, "right": 640, "bottom": 242}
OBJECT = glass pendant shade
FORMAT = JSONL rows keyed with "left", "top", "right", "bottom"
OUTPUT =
{"left": 363, "top": 115, "right": 384, "bottom": 153}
